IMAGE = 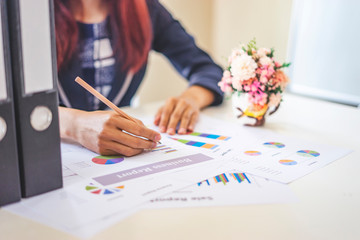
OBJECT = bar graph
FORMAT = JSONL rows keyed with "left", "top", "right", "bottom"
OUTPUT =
{"left": 197, "top": 179, "right": 210, "bottom": 186}
{"left": 150, "top": 145, "right": 177, "bottom": 154}
{"left": 230, "top": 173, "right": 251, "bottom": 183}
{"left": 214, "top": 173, "right": 229, "bottom": 185}
{"left": 189, "top": 132, "right": 231, "bottom": 141}
{"left": 170, "top": 137, "right": 218, "bottom": 150}
{"left": 197, "top": 173, "right": 251, "bottom": 186}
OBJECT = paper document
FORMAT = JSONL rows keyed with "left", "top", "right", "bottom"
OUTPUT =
{"left": 147, "top": 169, "right": 297, "bottom": 208}
{"left": 176, "top": 115, "right": 352, "bottom": 183}
{"left": 148, "top": 115, "right": 351, "bottom": 183}
{"left": 5, "top": 136, "right": 224, "bottom": 238}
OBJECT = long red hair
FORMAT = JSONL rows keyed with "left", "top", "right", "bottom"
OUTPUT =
{"left": 54, "top": 0, "right": 152, "bottom": 73}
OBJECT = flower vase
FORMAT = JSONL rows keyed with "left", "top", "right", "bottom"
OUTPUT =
{"left": 218, "top": 40, "right": 290, "bottom": 126}
{"left": 231, "top": 93, "right": 278, "bottom": 127}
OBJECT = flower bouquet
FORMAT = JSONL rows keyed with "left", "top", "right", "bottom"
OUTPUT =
{"left": 218, "top": 39, "right": 290, "bottom": 126}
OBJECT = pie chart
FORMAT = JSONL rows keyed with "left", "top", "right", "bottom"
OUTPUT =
{"left": 263, "top": 142, "right": 285, "bottom": 148}
{"left": 296, "top": 150, "right": 320, "bottom": 157}
{"left": 85, "top": 183, "right": 124, "bottom": 195}
{"left": 92, "top": 156, "right": 124, "bottom": 165}
{"left": 279, "top": 159, "right": 297, "bottom": 166}
{"left": 244, "top": 150, "right": 261, "bottom": 156}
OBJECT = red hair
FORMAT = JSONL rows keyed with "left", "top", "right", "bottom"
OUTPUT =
{"left": 54, "top": 0, "right": 152, "bottom": 72}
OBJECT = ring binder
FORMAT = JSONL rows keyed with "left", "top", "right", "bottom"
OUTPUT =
{"left": 7, "top": 0, "right": 62, "bottom": 197}
{"left": 0, "top": 0, "right": 21, "bottom": 206}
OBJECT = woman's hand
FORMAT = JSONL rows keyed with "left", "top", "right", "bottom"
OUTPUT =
{"left": 154, "top": 86, "right": 215, "bottom": 135}
{"left": 59, "top": 107, "right": 161, "bottom": 156}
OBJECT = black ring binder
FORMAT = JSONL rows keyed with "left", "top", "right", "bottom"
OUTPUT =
{"left": 0, "top": 0, "right": 21, "bottom": 206}
{"left": 7, "top": 0, "right": 62, "bottom": 198}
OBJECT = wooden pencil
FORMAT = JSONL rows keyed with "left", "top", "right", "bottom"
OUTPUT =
{"left": 75, "top": 76, "right": 138, "bottom": 123}
{"left": 75, "top": 76, "right": 161, "bottom": 144}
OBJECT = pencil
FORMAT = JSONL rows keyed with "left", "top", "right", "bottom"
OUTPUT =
{"left": 75, "top": 76, "right": 161, "bottom": 144}
{"left": 75, "top": 76, "right": 138, "bottom": 123}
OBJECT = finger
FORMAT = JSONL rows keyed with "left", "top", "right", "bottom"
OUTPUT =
{"left": 187, "top": 111, "right": 199, "bottom": 133}
{"left": 154, "top": 106, "right": 163, "bottom": 126}
{"left": 134, "top": 118, "right": 144, "bottom": 126}
{"left": 108, "top": 115, "right": 161, "bottom": 143}
{"left": 178, "top": 107, "right": 193, "bottom": 134}
{"left": 98, "top": 139, "right": 143, "bottom": 157}
{"left": 158, "top": 98, "right": 177, "bottom": 133}
{"left": 100, "top": 127, "right": 157, "bottom": 150}
{"left": 97, "top": 148, "right": 118, "bottom": 156}
{"left": 121, "top": 113, "right": 144, "bottom": 126}
{"left": 166, "top": 99, "right": 187, "bottom": 135}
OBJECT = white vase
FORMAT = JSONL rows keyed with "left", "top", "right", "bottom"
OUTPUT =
{"left": 231, "top": 93, "right": 249, "bottom": 118}
{"left": 231, "top": 93, "right": 269, "bottom": 126}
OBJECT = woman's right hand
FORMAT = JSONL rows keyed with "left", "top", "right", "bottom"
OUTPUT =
{"left": 59, "top": 107, "right": 161, "bottom": 156}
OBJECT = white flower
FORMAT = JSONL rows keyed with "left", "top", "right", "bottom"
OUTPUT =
{"left": 259, "top": 56, "right": 274, "bottom": 67}
{"left": 257, "top": 48, "right": 271, "bottom": 58}
{"left": 232, "top": 77, "right": 243, "bottom": 91}
{"left": 223, "top": 70, "right": 231, "bottom": 78}
{"left": 228, "top": 47, "right": 245, "bottom": 64}
{"left": 230, "top": 54, "right": 257, "bottom": 82}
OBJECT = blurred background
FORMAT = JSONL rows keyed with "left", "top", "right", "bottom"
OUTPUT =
{"left": 135, "top": 0, "right": 360, "bottom": 108}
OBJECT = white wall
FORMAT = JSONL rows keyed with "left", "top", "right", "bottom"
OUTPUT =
{"left": 136, "top": 0, "right": 293, "bottom": 105}
{"left": 212, "top": 0, "right": 293, "bottom": 66}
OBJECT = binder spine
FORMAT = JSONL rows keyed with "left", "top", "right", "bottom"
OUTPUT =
{"left": 7, "top": 0, "right": 62, "bottom": 198}
{"left": 0, "top": 0, "right": 21, "bottom": 206}
{"left": 0, "top": 102, "right": 21, "bottom": 206}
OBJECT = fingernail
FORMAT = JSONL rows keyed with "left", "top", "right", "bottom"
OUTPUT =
{"left": 152, "top": 142, "right": 157, "bottom": 148}
{"left": 187, "top": 126, "right": 194, "bottom": 133}
{"left": 167, "top": 128, "right": 175, "bottom": 135}
{"left": 178, "top": 128, "right": 186, "bottom": 134}
{"left": 154, "top": 117, "right": 160, "bottom": 125}
{"left": 155, "top": 134, "right": 161, "bottom": 142}
{"left": 159, "top": 126, "right": 166, "bottom": 132}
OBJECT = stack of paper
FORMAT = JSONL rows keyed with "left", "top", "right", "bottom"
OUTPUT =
{"left": 4, "top": 115, "right": 351, "bottom": 238}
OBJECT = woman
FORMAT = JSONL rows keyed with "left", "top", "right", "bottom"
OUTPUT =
{"left": 56, "top": 0, "right": 223, "bottom": 156}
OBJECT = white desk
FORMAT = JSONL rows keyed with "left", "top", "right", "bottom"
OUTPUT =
{"left": 1, "top": 93, "right": 360, "bottom": 240}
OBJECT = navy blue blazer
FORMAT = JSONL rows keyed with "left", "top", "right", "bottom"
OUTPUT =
{"left": 58, "top": 0, "right": 224, "bottom": 111}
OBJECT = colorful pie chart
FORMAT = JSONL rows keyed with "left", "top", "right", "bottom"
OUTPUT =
{"left": 279, "top": 159, "right": 297, "bottom": 166}
{"left": 263, "top": 142, "right": 285, "bottom": 148}
{"left": 85, "top": 183, "right": 124, "bottom": 195}
{"left": 244, "top": 150, "right": 261, "bottom": 156}
{"left": 92, "top": 156, "right": 124, "bottom": 165}
{"left": 297, "top": 150, "right": 320, "bottom": 157}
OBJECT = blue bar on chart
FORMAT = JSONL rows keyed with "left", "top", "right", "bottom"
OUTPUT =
{"left": 197, "top": 179, "right": 210, "bottom": 186}
{"left": 150, "top": 145, "right": 177, "bottom": 154}
{"left": 214, "top": 173, "right": 229, "bottom": 185}
{"left": 189, "top": 132, "right": 231, "bottom": 141}
{"left": 197, "top": 173, "right": 251, "bottom": 186}
{"left": 230, "top": 173, "right": 251, "bottom": 183}
{"left": 170, "top": 137, "right": 218, "bottom": 150}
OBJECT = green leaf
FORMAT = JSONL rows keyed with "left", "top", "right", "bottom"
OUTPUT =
{"left": 281, "top": 62, "right": 291, "bottom": 68}
{"left": 246, "top": 38, "right": 258, "bottom": 52}
{"left": 269, "top": 48, "right": 275, "bottom": 58}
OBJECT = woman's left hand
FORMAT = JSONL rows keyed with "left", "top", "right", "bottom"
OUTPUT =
{"left": 154, "top": 86, "right": 214, "bottom": 135}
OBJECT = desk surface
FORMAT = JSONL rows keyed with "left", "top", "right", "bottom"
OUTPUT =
{"left": 1, "top": 93, "right": 360, "bottom": 240}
